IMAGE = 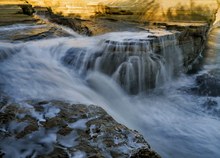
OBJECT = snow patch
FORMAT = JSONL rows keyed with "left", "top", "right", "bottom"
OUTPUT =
{"left": 68, "top": 118, "right": 89, "bottom": 130}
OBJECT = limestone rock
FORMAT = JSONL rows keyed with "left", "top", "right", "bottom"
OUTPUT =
{"left": 154, "top": 22, "right": 209, "bottom": 73}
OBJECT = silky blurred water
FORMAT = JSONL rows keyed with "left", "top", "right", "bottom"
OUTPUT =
{"left": 0, "top": 24, "right": 220, "bottom": 158}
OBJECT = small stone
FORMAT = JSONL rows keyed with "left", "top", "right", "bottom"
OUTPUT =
{"left": 16, "top": 124, "right": 38, "bottom": 139}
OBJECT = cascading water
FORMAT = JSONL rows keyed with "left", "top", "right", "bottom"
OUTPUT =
{"left": 1, "top": 24, "right": 220, "bottom": 158}
{"left": 62, "top": 31, "right": 182, "bottom": 94}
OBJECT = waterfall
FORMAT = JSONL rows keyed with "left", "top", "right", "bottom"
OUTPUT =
{"left": 0, "top": 31, "right": 182, "bottom": 97}
{"left": 1, "top": 28, "right": 220, "bottom": 158}
{"left": 62, "top": 31, "right": 182, "bottom": 94}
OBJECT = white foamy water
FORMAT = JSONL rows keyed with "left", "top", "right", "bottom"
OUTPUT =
{"left": 0, "top": 24, "right": 47, "bottom": 32}
{"left": 0, "top": 29, "right": 220, "bottom": 158}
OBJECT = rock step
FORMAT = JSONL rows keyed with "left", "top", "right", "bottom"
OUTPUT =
{"left": 26, "top": 0, "right": 97, "bottom": 17}
{"left": 0, "top": 1, "right": 37, "bottom": 26}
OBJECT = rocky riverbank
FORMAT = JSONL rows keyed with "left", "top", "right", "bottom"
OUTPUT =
{"left": 0, "top": 1, "right": 217, "bottom": 157}
{"left": 0, "top": 2, "right": 162, "bottom": 157}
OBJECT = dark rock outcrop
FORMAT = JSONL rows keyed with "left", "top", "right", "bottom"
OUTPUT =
{"left": 37, "top": 8, "right": 92, "bottom": 36}
{"left": 154, "top": 22, "right": 210, "bottom": 73}
{"left": 19, "top": 4, "right": 35, "bottom": 16}
{"left": 49, "top": 16, "right": 92, "bottom": 36}
{"left": 192, "top": 69, "right": 220, "bottom": 97}
{"left": 0, "top": 99, "right": 160, "bottom": 158}
{"left": 201, "top": 98, "right": 220, "bottom": 118}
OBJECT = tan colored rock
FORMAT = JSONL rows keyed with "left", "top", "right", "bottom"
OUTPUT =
{"left": 23, "top": 0, "right": 219, "bottom": 22}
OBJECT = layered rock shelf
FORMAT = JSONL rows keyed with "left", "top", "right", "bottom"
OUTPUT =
{"left": 0, "top": 3, "right": 36, "bottom": 26}
{"left": 24, "top": 0, "right": 218, "bottom": 22}
{"left": 153, "top": 22, "right": 210, "bottom": 73}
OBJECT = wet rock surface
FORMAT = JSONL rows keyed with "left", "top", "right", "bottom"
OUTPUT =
{"left": 0, "top": 2, "right": 210, "bottom": 74}
{"left": 62, "top": 31, "right": 182, "bottom": 94}
{"left": 192, "top": 69, "right": 220, "bottom": 97}
{"left": 0, "top": 99, "right": 160, "bottom": 158}
{"left": 153, "top": 22, "right": 209, "bottom": 73}
{"left": 0, "top": 2, "right": 214, "bottom": 157}
{"left": 0, "top": 24, "right": 73, "bottom": 42}
{"left": 201, "top": 98, "right": 220, "bottom": 117}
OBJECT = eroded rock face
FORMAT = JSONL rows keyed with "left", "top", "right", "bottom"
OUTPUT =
{"left": 177, "top": 25, "right": 209, "bottom": 73}
{"left": 46, "top": 13, "right": 92, "bottom": 36}
{"left": 0, "top": 99, "right": 160, "bottom": 158}
{"left": 154, "top": 22, "right": 209, "bottom": 73}
{"left": 35, "top": 8, "right": 92, "bottom": 36}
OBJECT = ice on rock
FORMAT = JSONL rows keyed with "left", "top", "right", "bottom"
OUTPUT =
{"left": 7, "top": 121, "right": 29, "bottom": 134}
{"left": 57, "top": 131, "right": 78, "bottom": 148}
{"left": 68, "top": 118, "right": 88, "bottom": 130}
{"left": 43, "top": 104, "right": 60, "bottom": 119}
{"left": 0, "top": 128, "right": 57, "bottom": 158}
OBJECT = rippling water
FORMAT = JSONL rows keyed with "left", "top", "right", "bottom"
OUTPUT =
{"left": 0, "top": 24, "right": 220, "bottom": 158}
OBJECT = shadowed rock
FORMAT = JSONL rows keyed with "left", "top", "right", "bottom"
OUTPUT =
{"left": 192, "top": 70, "right": 220, "bottom": 97}
{"left": 0, "top": 100, "right": 160, "bottom": 158}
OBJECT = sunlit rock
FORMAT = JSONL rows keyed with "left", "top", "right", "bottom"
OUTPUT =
{"left": 24, "top": 0, "right": 219, "bottom": 22}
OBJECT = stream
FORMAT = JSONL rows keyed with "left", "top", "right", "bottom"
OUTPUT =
{"left": 0, "top": 24, "right": 220, "bottom": 158}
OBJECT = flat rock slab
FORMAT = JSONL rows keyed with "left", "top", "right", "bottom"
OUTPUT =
{"left": 0, "top": 24, "right": 72, "bottom": 42}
